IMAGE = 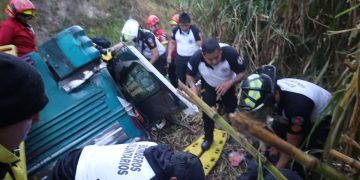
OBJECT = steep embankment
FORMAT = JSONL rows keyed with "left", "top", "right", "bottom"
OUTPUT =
{"left": 0, "top": 0, "right": 177, "bottom": 44}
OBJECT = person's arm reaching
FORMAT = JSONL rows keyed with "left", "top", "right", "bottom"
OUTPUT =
{"left": 167, "top": 28, "right": 176, "bottom": 64}
{"left": 186, "top": 74, "right": 198, "bottom": 95}
{"left": 110, "top": 42, "right": 124, "bottom": 52}
{"left": 215, "top": 69, "right": 249, "bottom": 96}
{"left": 276, "top": 133, "right": 304, "bottom": 168}
{"left": 167, "top": 39, "right": 174, "bottom": 64}
{"left": 275, "top": 95, "right": 314, "bottom": 168}
{"left": 145, "top": 35, "right": 160, "bottom": 64}
{"left": 196, "top": 31, "right": 204, "bottom": 48}
{"left": 216, "top": 47, "right": 249, "bottom": 96}
{"left": 194, "top": 26, "right": 203, "bottom": 48}
{"left": 186, "top": 54, "right": 200, "bottom": 94}
{"left": 149, "top": 47, "right": 160, "bottom": 64}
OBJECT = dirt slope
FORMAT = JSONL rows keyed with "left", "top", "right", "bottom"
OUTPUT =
{"left": 0, "top": 0, "right": 177, "bottom": 44}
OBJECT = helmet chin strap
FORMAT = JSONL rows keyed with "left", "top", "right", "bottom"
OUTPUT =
{"left": 246, "top": 103, "right": 265, "bottom": 112}
{"left": 15, "top": 14, "right": 28, "bottom": 24}
{"left": 137, "top": 29, "right": 141, "bottom": 40}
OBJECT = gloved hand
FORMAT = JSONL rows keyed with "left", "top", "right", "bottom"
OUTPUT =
{"left": 101, "top": 49, "right": 112, "bottom": 62}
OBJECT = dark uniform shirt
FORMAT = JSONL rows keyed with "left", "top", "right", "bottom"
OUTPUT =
{"left": 187, "top": 45, "right": 246, "bottom": 87}
{"left": 136, "top": 29, "right": 166, "bottom": 60}
{"left": 274, "top": 78, "right": 332, "bottom": 135}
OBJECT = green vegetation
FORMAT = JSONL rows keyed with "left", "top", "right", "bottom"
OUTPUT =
{"left": 1, "top": 0, "right": 359, "bottom": 178}
{"left": 2, "top": 1, "right": 135, "bottom": 44}
{"left": 179, "top": 0, "right": 360, "bottom": 178}
{"left": 182, "top": 0, "right": 359, "bottom": 83}
{"left": 0, "top": 0, "right": 178, "bottom": 44}
{"left": 1, "top": 0, "right": 132, "bottom": 43}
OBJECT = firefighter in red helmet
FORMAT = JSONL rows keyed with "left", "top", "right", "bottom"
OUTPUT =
{"left": 146, "top": 15, "right": 169, "bottom": 47}
{"left": 0, "top": 0, "right": 37, "bottom": 58}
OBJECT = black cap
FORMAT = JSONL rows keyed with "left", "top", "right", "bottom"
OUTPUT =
{"left": 170, "top": 152, "right": 205, "bottom": 180}
{"left": 144, "top": 144, "right": 205, "bottom": 180}
{"left": 0, "top": 52, "right": 48, "bottom": 127}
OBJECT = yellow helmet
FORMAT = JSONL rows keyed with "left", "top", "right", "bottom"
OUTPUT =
{"left": 239, "top": 65, "right": 276, "bottom": 111}
{"left": 169, "top": 14, "right": 179, "bottom": 25}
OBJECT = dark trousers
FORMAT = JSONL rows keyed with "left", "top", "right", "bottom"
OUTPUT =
{"left": 201, "top": 80, "right": 237, "bottom": 141}
{"left": 175, "top": 55, "right": 191, "bottom": 84}
{"left": 153, "top": 53, "right": 167, "bottom": 76}
{"left": 168, "top": 60, "right": 177, "bottom": 87}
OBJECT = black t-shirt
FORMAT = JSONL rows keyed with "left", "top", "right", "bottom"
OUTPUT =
{"left": 139, "top": 30, "right": 157, "bottom": 50}
{"left": 274, "top": 78, "right": 331, "bottom": 135}
{"left": 276, "top": 90, "right": 314, "bottom": 135}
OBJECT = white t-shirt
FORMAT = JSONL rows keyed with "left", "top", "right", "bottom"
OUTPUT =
{"left": 187, "top": 45, "right": 246, "bottom": 87}
{"left": 75, "top": 142, "right": 157, "bottom": 180}
{"left": 171, "top": 25, "right": 202, "bottom": 57}
{"left": 277, "top": 78, "right": 332, "bottom": 121}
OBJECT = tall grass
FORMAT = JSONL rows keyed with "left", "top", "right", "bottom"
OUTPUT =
{"left": 176, "top": 0, "right": 281, "bottom": 69}
{"left": 180, "top": 0, "right": 360, "bottom": 178}
{"left": 180, "top": 0, "right": 359, "bottom": 81}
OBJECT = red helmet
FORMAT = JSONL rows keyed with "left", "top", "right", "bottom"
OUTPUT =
{"left": 5, "top": 0, "right": 36, "bottom": 18}
{"left": 146, "top": 15, "right": 159, "bottom": 27}
{"left": 169, "top": 14, "right": 179, "bottom": 25}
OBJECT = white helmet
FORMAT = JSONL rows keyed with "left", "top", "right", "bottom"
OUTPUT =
{"left": 121, "top": 19, "right": 139, "bottom": 42}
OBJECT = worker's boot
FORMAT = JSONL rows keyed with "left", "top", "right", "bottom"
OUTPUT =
{"left": 201, "top": 139, "right": 213, "bottom": 151}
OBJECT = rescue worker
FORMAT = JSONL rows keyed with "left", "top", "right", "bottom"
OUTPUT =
{"left": 147, "top": 15, "right": 169, "bottom": 47}
{"left": 238, "top": 65, "right": 332, "bottom": 175}
{"left": 52, "top": 141, "right": 205, "bottom": 180}
{"left": 112, "top": 19, "right": 167, "bottom": 75}
{"left": 0, "top": 52, "right": 48, "bottom": 180}
{"left": 0, "top": 0, "right": 37, "bottom": 57}
{"left": 169, "top": 14, "right": 179, "bottom": 29}
{"left": 167, "top": 14, "right": 179, "bottom": 87}
{"left": 146, "top": 14, "right": 178, "bottom": 87}
{"left": 167, "top": 12, "right": 203, "bottom": 84}
{"left": 186, "top": 38, "right": 248, "bottom": 150}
